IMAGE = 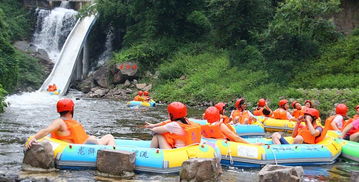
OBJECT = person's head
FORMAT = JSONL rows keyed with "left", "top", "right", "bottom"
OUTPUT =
{"left": 57, "top": 98, "right": 74, "bottom": 117}
{"left": 305, "top": 100, "right": 313, "bottom": 108}
{"left": 138, "top": 91, "right": 143, "bottom": 96}
{"left": 214, "top": 102, "right": 227, "bottom": 115}
{"left": 204, "top": 106, "right": 221, "bottom": 123}
{"left": 355, "top": 105, "right": 359, "bottom": 113}
{"left": 167, "top": 102, "right": 187, "bottom": 121}
{"left": 292, "top": 101, "right": 302, "bottom": 110}
{"left": 262, "top": 108, "right": 271, "bottom": 116}
{"left": 257, "top": 98, "right": 266, "bottom": 107}
{"left": 304, "top": 108, "right": 320, "bottom": 123}
{"left": 235, "top": 98, "right": 246, "bottom": 110}
{"left": 336, "top": 104, "right": 348, "bottom": 116}
{"left": 144, "top": 91, "right": 149, "bottom": 96}
{"left": 278, "top": 99, "right": 289, "bottom": 110}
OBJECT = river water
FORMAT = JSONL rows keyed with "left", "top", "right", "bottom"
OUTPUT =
{"left": 0, "top": 91, "right": 357, "bottom": 181}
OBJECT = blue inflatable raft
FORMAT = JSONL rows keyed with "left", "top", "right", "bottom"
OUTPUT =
{"left": 127, "top": 100, "right": 156, "bottom": 107}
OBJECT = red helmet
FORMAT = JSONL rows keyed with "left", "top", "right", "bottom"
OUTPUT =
{"left": 355, "top": 105, "right": 359, "bottom": 110}
{"left": 305, "top": 100, "right": 313, "bottom": 107}
{"left": 204, "top": 107, "right": 220, "bottom": 123}
{"left": 336, "top": 104, "right": 348, "bottom": 116}
{"left": 278, "top": 99, "right": 288, "bottom": 107}
{"left": 214, "top": 102, "right": 226, "bottom": 113}
{"left": 168, "top": 102, "right": 187, "bottom": 120}
{"left": 144, "top": 91, "right": 149, "bottom": 96}
{"left": 138, "top": 91, "right": 143, "bottom": 96}
{"left": 291, "top": 101, "right": 298, "bottom": 108}
{"left": 258, "top": 99, "right": 266, "bottom": 107}
{"left": 304, "top": 108, "right": 320, "bottom": 119}
{"left": 57, "top": 98, "right": 74, "bottom": 113}
{"left": 235, "top": 98, "right": 245, "bottom": 109}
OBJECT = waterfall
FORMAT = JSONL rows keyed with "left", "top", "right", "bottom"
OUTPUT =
{"left": 97, "top": 27, "right": 114, "bottom": 67}
{"left": 32, "top": 6, "right": 78, "bottom": 62}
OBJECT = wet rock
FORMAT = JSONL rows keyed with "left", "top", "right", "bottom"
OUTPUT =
{"left": 180, "top": 158, "right": 222, "bottom": 182}
{"left": 37, "top": 49, "right": 49, "bottom": 61}
{"left": 135, "top": 83, "right": 147, "bottom": 90}
{"left": 125, "top": 88, "right": 133, "bottom": 94}
{"left": 14, "top": 41, "right": 30, "bottom": 52}
{"left": 123, "top": 80, "right": 131, "bottom": 88}
{"left": 96, "top": 150, "right": 135, "bottom": 177}
{"left": 351, "top": 171, "right": 359, "bottom": 182}
{"left": 112, "top": 71, "right": 124, "bottom": 84}
{"left": 94, "top": 66, "right": 110, "bottom": 88}
{"left": 143, "top": 84, "right": 152, "bottom": 91}
{"left": 258, "top": 164, "right": 303, "bottom": 182}
{"left": 22, "top": 141, "right": 55, "bottom": 170}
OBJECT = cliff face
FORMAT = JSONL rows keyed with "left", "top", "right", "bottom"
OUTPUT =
{"left": 334, "top": 0, "right": 359, "bottom": 34}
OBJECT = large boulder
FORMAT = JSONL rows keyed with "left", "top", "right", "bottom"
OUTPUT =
{"left": 96, "top": 150, "right": 135, "bottom": 178}
{"left": 117, "top": 62, "right": 138, "bottom": 76}
{"left": 180, "top": 158, "right": 222, "bottom": 182}
{"left": 258, "top": 164, "right": 304, "bottom": 182}
{"left": 22, "top": 141, "right": 55, "bottom": 170}
{"left": 93, "top": 66, "right": 110, "bottom": 88}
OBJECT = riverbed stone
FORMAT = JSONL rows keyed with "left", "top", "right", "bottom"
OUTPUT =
{"left": 22, "top": 141, "right": 55, "bottom": 170}
{"left": 135, "top": 83, "right": 147, "bottom": 90}
{"left": 96, "top": 150, "right": 135, "bottom": 177}
{"left": 143, "top": 84, "right": 152, "bottom": 91}
{"left": 123, "top": 80, "right": 131, "bottom": 88}
{"left": 351, "top": 171, "right": 359, "bottom": 182}
{"left": 180, "top": 158, "right": 222, "bottom": 182}
{"left": 258, "top": 164, "right": 303, "bottom": 182}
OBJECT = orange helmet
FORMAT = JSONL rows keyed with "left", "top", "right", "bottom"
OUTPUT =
{"left": 168, "top": 102, "right": 187, "bottom": 120}
{"left": 144, "top": 91, "right": 149, "bottom": 96}
{"left": 138, "top": 91, "right": 143, "bottom": 96}
{"left": 204, "top": 107, "right": 221, "bottom": 123}
{"left": 258, "top": 99, "right": 266, "bottom": 107}
{"left": 57, "top": 98, "right": 74, "bottom": 113}
{"left": 355, "top": 105, "right": 359, "bottom": 110}
{"left": 214, "top": 102, "right": 226, "bottom": 113}
{"left": 336, "top": 104, "right": 348, "bottom": 116}
{"left": 291, "top": 101, "right": 298, "bottom": 108}
{"left": 304, "top": 108, "right": 320, "bottom": 119}
{"left": 278, "top": 99, "right": 288, "bottom": 107}
{"left": 235, "top": 98, "right": 245, "bottom": 109}
{"left": 305, "top": 100, "right": 313, "bottom": 107}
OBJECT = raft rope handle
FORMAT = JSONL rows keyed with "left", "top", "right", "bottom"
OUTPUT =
{"left": 224, "top": 141, "right": 234, "bottom": 165}
{"left": 269, "top": 147, "right": 278, "bottom": 165}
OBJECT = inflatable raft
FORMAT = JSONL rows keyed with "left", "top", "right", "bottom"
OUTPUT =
{"left": 202, "top": 130, "right": 342, "bottom": 167}
{"left": 48, "top": 89, "right": 61, "bottom": 95}
{"left": 336, "top": 139, "right": 359, "bottom": 162}
{"left": 190, "top": 118, "right": 265, "bottom": 137}
{"left": 255, "top": 116, "right": 322, "bottom": 133}
{"left": 127, "top": 100, "right": 156, "bottom": 107}
{"left": 34, "top": 137, "right": 218, "bottom": 173}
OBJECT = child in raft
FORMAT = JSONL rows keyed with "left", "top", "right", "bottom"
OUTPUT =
{"left": 272, "top": 108, "right": 324, "bottom": 144}
{"left": 144, "top": 102, "right": 201, "bottom": 149}
{"left": 230, "top": 98, "right": 256, "bottom": 124}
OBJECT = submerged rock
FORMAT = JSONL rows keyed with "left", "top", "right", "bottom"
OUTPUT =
{"left": 258, "top": 164, "right": 303, "bottom": 182}
{"left": 22, "top": 141, "right": 55, "bottom": 170}
{"left": 96, "top": 150, "right": 135, "bottom": 177}
{"left": 180, "top": 158, "right": 222, "bottom": 182}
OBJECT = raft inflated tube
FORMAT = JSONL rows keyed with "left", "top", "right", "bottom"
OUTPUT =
{"left": 336, "top": 139, "right": 359, "bottom": 162}
{"left": 127, "top": 100, "right": 156, "bottom": 107}
{"left": 255, "top": 116, "right": 322, "bottom": 133}
{"left": 202, "top": 130, "right": 342, "bottom": 167}
{"left": 42, "top": 137, "right": 217, "bottom": 173}
{"left": 190, "top": 118, "right": 265, "bottom": 137}
{"left": 49, "top": 89, "right": 61, "bottom": 95}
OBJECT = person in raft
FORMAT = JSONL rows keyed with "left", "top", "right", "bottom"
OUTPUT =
{"left": 253, "top": 98, "right": 272, "bottom": 117}
{"left": 202, "top": 106, "right": 251, "bottom": 144}
{"left": 341, "top": 117, "right": 359, "bottom": 142}
{"left": 272, "top": 108, "right": 325, "bottom": 144}
{"left": 25, "top": 98, "right": 115, "bottom": 149}
{"left": 291, "top": 101, "right": 304, "bottom": 119}
{"left": 47, "top": 84, "right": 57, "bottom": 92}
{"left": 303, "top": 100, "right": 314, "bottom": 110}
{"left": 133, "top": 91, "right": 145, "bottom": 101}
{"left": 325, "top": 104, "right": 348, "bottom": 132}
{"left": 144, "top": 102, "right": 201, "bottom": 149}
{"left": 230, "top": 98, "right": 256, "bottom": 124}
{"left": 143, "top": 91, "right": 151, "bottom": 101}
{"left": 272, "top": 99, "right": 297, "bottom": 121}
{"left": 214, "top": 102, "right": 230, "bottom": 124}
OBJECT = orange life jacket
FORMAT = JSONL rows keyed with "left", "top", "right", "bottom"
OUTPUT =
{"left": 273, "top": 108, "right": 288, "bottom": 120}
{"left": 253, "top": 108, "right": 264, "bottom": 116}
{"left": 51, "top": 119, "right": 89, "bottom": 144}
{"left": 297, "top": 123, "right": 323, "bottom": 144}
{"left": 326, "top": 115, "right": 343, "bottom": 131}
{"left": 292, "top": 109, "right": 304, "bottom": 119}
{"left": 201, "top": 122, "right": 238, "bottom": 141}
{"left": 133, "top": 95, "right": 144, "bottom": 101}
{"left": 231, "top": 110, "right": 253, "bottom": 124}
{"left": 160, "top": 119, "right": 201, "bottom": 148}
{"left": 221, "top": 115, "right": 230, "bottom": 124}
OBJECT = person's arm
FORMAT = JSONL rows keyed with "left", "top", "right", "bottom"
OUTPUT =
{"left": 145, "top": 120, "right": 168, "bottom": 128}
{"left": 330, "top": 120, "right": 340, "bottom": 131}
{"left": 292, "top": 119, "right": 302, "bottom": 137}
{"left": 150, "top": 126, "right": 169, "bottom": 134}
{"left": 220, "top": 124, "right": 249, "bottom": 144}
{"left": 341, "top": 123, "right": 353, "bottom": 139}
{"left": 264, "top": 105, "right": 272, "bottom": 113}
{"left": 26, "top": 119, "right": 62, "bottom": 149}
{"left": 306, "top": 118, "right": 320, "bottom": 137}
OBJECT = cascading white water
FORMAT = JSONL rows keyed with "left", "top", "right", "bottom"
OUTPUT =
{"left": 32, "top": 5, "right": 78, "bottom": 62}
{"left": 97, "top": 27, "right": 114, "bottom": 67}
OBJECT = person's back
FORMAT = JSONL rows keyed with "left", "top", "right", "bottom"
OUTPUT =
{"left": 326, "top": 104, "right": 347, "bottom": 131}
